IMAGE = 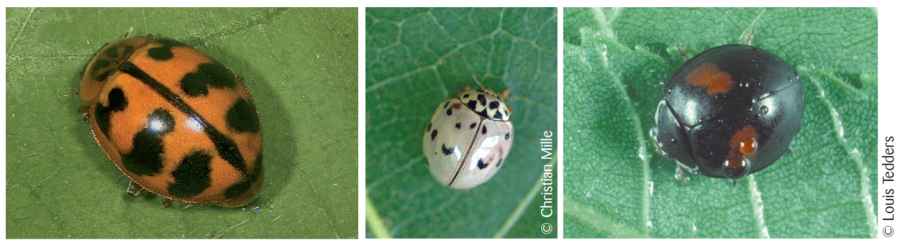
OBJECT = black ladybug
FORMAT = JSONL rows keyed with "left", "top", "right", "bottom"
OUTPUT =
{"left": 650, "top": 44, "right": 804, "bottom": 181}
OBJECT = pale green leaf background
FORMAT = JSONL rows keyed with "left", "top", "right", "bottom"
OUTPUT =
{"left": 7, "top": 8, "right": 358, "bottom": 238}
{"left": 564, "top": 8, "right": 877, "bottom": 238}
{"left": 365, "top": 8, "right": 558, "bottom": 238}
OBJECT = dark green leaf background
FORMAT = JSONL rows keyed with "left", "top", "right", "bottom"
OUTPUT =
{"left": 365, "top": 8, "right": 557, "bottom": 238}
{"left": 564, "top": 8, "right": 877, "bottom": 238}
{"left": 7, "top": 8, "right": 358, "bottom": 238}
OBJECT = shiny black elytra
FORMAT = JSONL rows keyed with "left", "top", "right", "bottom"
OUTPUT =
{"left": 650, "top": 44, "right": 804, "bottom": 181}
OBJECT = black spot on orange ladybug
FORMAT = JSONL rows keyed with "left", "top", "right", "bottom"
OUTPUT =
{"left": 650, "top": 44, "right": 804, "bottom": 182}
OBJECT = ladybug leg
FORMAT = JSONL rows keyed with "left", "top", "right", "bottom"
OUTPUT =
{"left": 649, "top": 126, "right": 666, "bottom": 157}
{"left": 160, "top": 197, "right": 171, "bottom": 208}
{"left": 675, "top": 166, "right": 687, "bottom": 186}
{"left": 126, "top": 181, "right": 148, "bottom": 197}
{"left": 77, "top": 103, "right": 92, "bottom": 115}
{"left": 674, "top": 162, "right": 698, "bottom": 186}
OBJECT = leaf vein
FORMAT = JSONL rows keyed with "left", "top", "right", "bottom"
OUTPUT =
{"left": 805, "top": 67, "right": 877, "bottom": 238}
{"left": 9, "top": 7, "right": 36, "bottom": 54}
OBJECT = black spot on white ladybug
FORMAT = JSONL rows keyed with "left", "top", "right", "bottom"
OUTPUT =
{"left": 482, "top": 125, "right": 488, "bottom": 135}
{"left": 427, "top": 123, "right": 432, "bottom": 132}
{"left": 441, "top": 144, "right": 453, "bottom": 155}
{"left": 167, "top": 151, "right": 213, "bottom": 198}
{"left": 455, "top": 122, "right": 461, "bottom": 129}
{"left": 505, "top": 133, "right": 510, "bottom": 140}
{"left": 466, "top": 100, "right": 478, "bottom": 112}
{"left": 497, "top": 158, "right": 504, "bottom": 167}
{"left": 431, "top": 130, "right": 438, "bottom": 141}
{"left": 470, "top": 123, "right": 477, "bottom": 129}
{"left": 446, "top": 107, "right": 453, "bottom": 116}
{"left": 477, "top": 158, "right": 488, "bottom": 169}
{"left": 489, "top": 101, "right": 499, "bottom": 109}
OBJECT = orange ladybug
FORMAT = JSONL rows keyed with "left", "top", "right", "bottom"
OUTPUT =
{"left": 78, "top": 33, "right": 264, "bottom": 207}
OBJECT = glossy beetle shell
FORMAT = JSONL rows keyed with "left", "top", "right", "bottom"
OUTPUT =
{"left": 79, "top": 34, "right": 264, "bottom": 207}
{"left": 423, "top": 88, "right": 514, "bottom": 189}
{"left": 651, "top": 44, "right": 803, "bottom": 179}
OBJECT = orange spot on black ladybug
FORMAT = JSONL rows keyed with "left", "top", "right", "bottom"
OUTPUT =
{"left": 739, "top": 139, "right": 757, "bottom": 155}
{"left": 687, "top": 63, "right": 733, "bottom": 94}
{"left": 722, "top": 125, "right": 758, "bottom": 178}
{"left": 729, "top": 126, "right": 758, "bottom": 156}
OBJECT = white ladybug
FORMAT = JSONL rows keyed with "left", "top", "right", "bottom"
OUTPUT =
{"left": 422, "top": 76, "right": 514, "bottom": 190}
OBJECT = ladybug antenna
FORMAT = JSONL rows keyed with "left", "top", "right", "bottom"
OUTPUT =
{"left": 675, "top": 43, "right": 689, "bottom": 61}
{"left": 744, "top": 28, "right": 755, "bottom": 46}
{"left": 471, "top": 73, "right": 484, "bottom": 90}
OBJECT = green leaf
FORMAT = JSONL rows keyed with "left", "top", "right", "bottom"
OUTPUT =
{"left": 564, "top": 8, "right": 877, "bottom": 238}
{"left": 365, "top": 8, "right": 558, "bottom": 238}
{"left": 6, "top": 8, "right": 358, "bottom": 238}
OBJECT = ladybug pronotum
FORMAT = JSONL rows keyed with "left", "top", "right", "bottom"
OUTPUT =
{"left": 422, "top": 76, "right": 514, "bottom": 190}
{"left": 650, "top": 44, "right": 804, "bottom": 182}
{"left": 79, "top": 34, "right": 264, "bottom": 207}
